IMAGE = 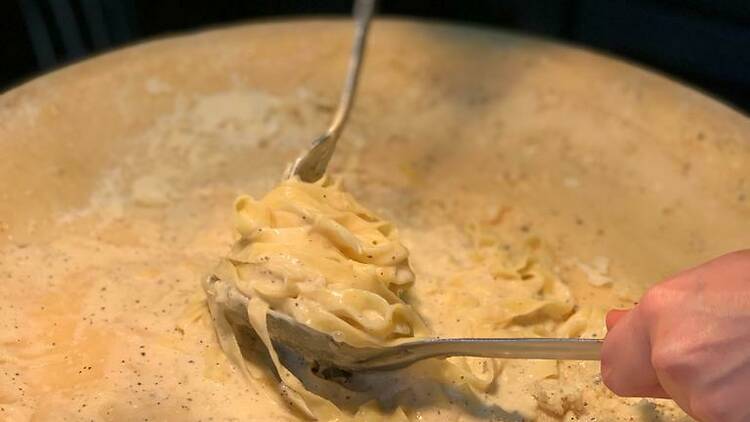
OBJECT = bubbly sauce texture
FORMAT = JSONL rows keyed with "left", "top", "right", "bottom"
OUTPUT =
{"left": 0, "top": 89, "right": 696, "bottom": 421}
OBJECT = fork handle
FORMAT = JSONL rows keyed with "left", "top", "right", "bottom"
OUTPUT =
{"left": 327, "top": 0, "right": 375, "bottom": 138}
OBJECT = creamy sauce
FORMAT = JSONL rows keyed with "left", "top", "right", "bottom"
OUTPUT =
{"left": 0, "top": 89, "right": 694, "bottom": 421}
{"left": 0, "top": 180, "right": 685, "bottom": 421}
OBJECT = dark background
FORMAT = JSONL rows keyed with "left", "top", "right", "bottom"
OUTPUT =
{"left": 2, "top": 1, "right": 749, "bottom": 114}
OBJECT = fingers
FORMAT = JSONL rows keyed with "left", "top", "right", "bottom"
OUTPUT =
{"left": 605, "top": 309, "right": 629, "bottom": 330}
{"left": 601, "top": 306, "right": 670, "bottom": 398}
{"left": 602, "top": 250, "right": 750, "bottom": 412}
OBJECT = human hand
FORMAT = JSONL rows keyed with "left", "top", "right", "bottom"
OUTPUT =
{"left": 601, "top": 250, "right": 750, "bottom": 422}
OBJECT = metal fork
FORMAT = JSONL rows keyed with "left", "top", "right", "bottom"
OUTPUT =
{"left": 286, "top": 0, "right": 376, "bottom": 182}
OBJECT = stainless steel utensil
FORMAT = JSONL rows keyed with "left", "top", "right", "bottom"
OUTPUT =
{"left": 266, "top": 309, "right": 603, "bottom": 373}
{"left": 205, "top": 276, "right": 601, "bottom": 374}
{"left": 287, "top": 0, "right": 375, "bottom": 182}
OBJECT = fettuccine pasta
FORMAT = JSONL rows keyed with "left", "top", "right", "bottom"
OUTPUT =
{"left": 203, "top": 176, "right": 607, "bottom": 420}
{"left": 205, "top": 176, "right": 437, "bottom": 419}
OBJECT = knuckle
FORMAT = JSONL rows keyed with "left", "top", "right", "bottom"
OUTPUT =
{"left": 638, "top": 285, "right": 670, "bottom": 318}
{"left": 649, "top": 346, "right": 677, "bottom": 374}
{"left": 650, "top": 341, "right": 695, "bottom": 379}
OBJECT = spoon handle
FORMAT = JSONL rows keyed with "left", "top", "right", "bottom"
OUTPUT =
{"left": 415, "top": 337, "right": 603, "bottom": 360}
{"left": 363, "top": 338, "right": 603, "bottom": 371}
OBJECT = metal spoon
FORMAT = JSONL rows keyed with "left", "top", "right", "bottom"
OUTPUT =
{"left": 207, "top": 270, "right": 601, "bottom": 377}
{"left": 287, "top": 0, "right": 376, "bottom": 182}
{"left": 266, "top": 309, "right": 603, "bottom": 373}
